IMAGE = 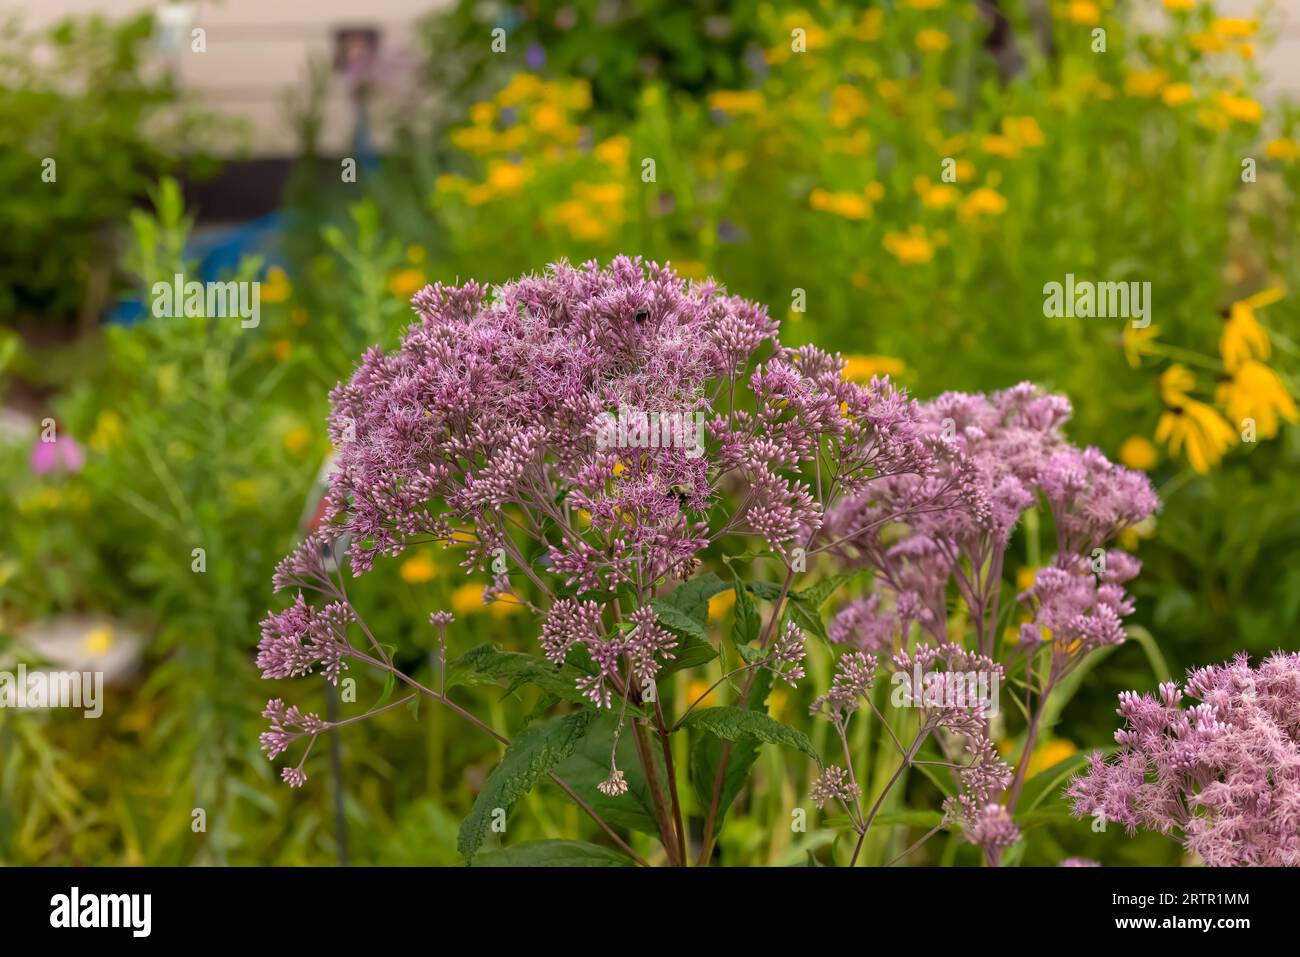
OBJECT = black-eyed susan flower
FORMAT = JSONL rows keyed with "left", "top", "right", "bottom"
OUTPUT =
{"left": 1220, "top": 287, "right": 1282, "bottom": 372}
{"left": 1216, "top": 360, "right": 1298, "bottom": 439}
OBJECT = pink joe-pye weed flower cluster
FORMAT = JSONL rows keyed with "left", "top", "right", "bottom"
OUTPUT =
{"left": 819, "top": 381, "right": 1158, "bottom": 860}
{"left": 1069, "top": 652, "right": 1300, "bottom": 866}
{"left": 253, "top": 256, "right": 1164, "bottom": 866}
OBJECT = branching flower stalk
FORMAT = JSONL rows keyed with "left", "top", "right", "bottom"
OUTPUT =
{"left": 254, "top": 257, "right": 1160, "bottom": 866}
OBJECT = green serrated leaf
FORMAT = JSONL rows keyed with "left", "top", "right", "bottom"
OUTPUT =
{"left": 446, "top": 644, "right": 600, "bottom": 710}
{"left": 458, "top": 710, "right": 597, "bottom": 860}
{"left": 683, "top": 706, "right": 821, "bottom": 763}
{"left": 467, "top": 839, "right": 631, "bottom": 867}
{"left": 656, "top": 634, "right": 718, "bottom": 678}
{"left": 731, "top": 578, "right": 761, "bottom": 647}
{"left": 649, "top": 599, "right": 708, "bottom": 641}
{"left": 553, "top": 713, "right": 663, "bottom": 836}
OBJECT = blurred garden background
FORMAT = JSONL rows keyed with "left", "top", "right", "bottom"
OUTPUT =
{"left": 2, "top": 0, "right": 1298, "bottom": 866}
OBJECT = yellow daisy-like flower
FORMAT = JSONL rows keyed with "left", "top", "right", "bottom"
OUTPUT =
{"left": 883, "top": 227, "right": 935, "bottom": 265}
{"left": 1156, "top": 366, "right": 1237, "bottom": 473}
{"left": 451, "top": 582, "right": 486, "bottom": 615}
{"left": 1163, "top": 0, "right": 1195, "bottom": 9}
{"left": 916, "top": 29, "right": 950, "bottom": 53}
{"left": 486, "top": 159, "right": 530, "bottom": 194}
{"left": 915, "top": 176, "right": 959, "bottom": 208}
{"left": 958, "top": 186, "right": 1008, "bottom": 222}
{"left": 1026, "top": 739, "right": 1078, "bottom": 776}
{"left": 1216, "top": 361, "right": 1298, "bottom": 439}
{"left": 708, "top": 589, "right": 736, "bottom": 621}
{"left": 708, "top": 89, "right": 765, "bottom": 115}
{"left": 388, "top": 268, "right": 426, "bottom": 300}
{"left": 1067, "top": 1, "right": 1100, "bottom": 26}
{"left": 1214, "top": 93, "right": 1262, "bottom": 124}
{"left": 1002, "top": 116, "right": 1045, "bottom": 149}
{"left": 1161, "top": 83, "right": 1194, "bottom": 107}
{"left": 1122, "top": 323, "right": 1161, "bottom": 369}
{"left": 1159, "top": 363, "right": 1196, "bottom": 404}
{"left": 1119, "top": 435, "right": 1159, "bottom": 471}
{"left": 842, "top": 354, "right": 906, "bottom": 382}
{"left": 1124, "top": 68, "right": 1168, "bottom": 99}
{"left": 1212, "top": 18, "right": 1257, "bottom": 39}
{"left": 685, "top": 677, "right": 718, "bottom": 709}
{"left": 261, "top": 266, "right": 292, "bottom": 304}
{"left": 981, "top": 133, "right": 1020, "bottom": 158}
{"left": 809, "top": 188, "right": 873, "bottom": 220}
{"left": 282, "top": 425, "right": 313, "bottom": 458}
{"left": 1266, "top": 138, "right": 1300, "bottom": 162}
{"left": 83, "top": 625, "right": 115, "bottom": 655}
{"left": 594, "top": 135, "right": 630, "bottom": 168}
{"left": 1220, "top": 288, "right": 1282, "bottom": 372}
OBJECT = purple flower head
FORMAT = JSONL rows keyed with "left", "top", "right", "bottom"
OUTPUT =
{"left": 1068, "top": 652, "right": 1300, "bottom": 866}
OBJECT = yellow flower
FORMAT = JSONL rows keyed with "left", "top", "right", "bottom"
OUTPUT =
{"left": 451, "top": 582, "right": 485, "bottom": 615}
{"left": 449, "top": 125, "right": 498, "bottom": 154}
{"left": 1124, "top": 68, "right": 1168, "bottom": 99}
{"left": 685, "top": 678, "right": 717, "bottom": 709}
{"left": 576, "top": 182, "right": 626, "bottom": 208}
{"left": 980, "top": 133, "right": 1020, "bottom": 159}
{"left": 1190, "top": 31, "right": 1228, "bottom": 54}
{"left": 261, "top": 266, "right": 292, "bottom": 303}
{"left": 594, "top": 135, "right": 630, "bottom": 168}
{"left": 884, "top": 227, "right": 935, "bottom": 265}
{"left": 1162, "top": 0, "right": 1194, "bottom": 9}
{"left": 906, "top": 0, "right": 944, "bottom": 8}
{"left": 1266, "top": 138, "right": 1300, "bottom": 162}
{"left": 708, "top": 90, "right": 766, "bottom": 114}
{"left": 830, "top": 84, "right": 870, "bottom": 127}
{"left": 1220, "top": 288, "right": 1282, "bottom": 372}
{"left": 1026, "top": 739, "right": 1078, "bottom": 776}
{"left": 1214, "top": 93, "right": 1262, "bottom": 124}
{"left": 1122, "top": 323, "right": 1161, "bottom": 369}
{"left": 915, "top": 176, "right": 959, "bottom": 208}
{"left": 530, "top": 102, "right": 565, "bottom": 134}
{"left": 958, "top": 186, "right": 1007, "bottom": 222}
{"left": 388, "top": 269, "right": 426, "bottom": 299}
{"left": 436, "top": 173, "right": 470, "bottom": 194}
{"left": 674, "top": 259, "right": 710, "bottom": 281}
{"left": 468, "top": 101, "right": 494, "bottom": 125}
{"left": 1216, "top": 361, "right": 1298, "bottom": 439}
{"left": 486, "top": 159, "right": 530, "bottom": 194}
{"left": 809, "top": 188, "right": 872, "bottom": 220}
{"left": 853, "top": 9, "right": 884, "bottom": 41}
{"left": 1159, "top": 363, "right": 1197, "bottom": 404}
{"left": 916, "top": 29, "right": 950, "bottom": 53}
{"left": 272, "top": 338, "right": 291, "bottom": 362}
{"left": 488, "top": 597, "right": 522, "bottom": 619}
{"left": 1119, "top": 436, "right": 1159, "bottom": 471}
{"left": 282, "top": 425, "right": 312, "bottom": 458}
{"left": 1157, "top": 367, "right": 1237, "bottom": 472}
{"left": 1212, "top": 18, "right": 1257, "bottom": 39}
{"left": 88, "top": 409, "right": 124, "bottom": 453}
{"left": 1161, "top": 83, "right": 1194, "bottom": 107}
{"left": 708, "top": 589, "right": 736, "bottom": 621}
{"left": 1067, "top": 1, "right": 1100, "bottom": 26}
{"left": 1002, "top": 116, "right": 1045, "bottom": 148}
{"left": 495, "top": 72, "right": 543, "bottom": 108}
{"left": 842, "top": 354, "right": 906, "bottom": 382}
{"left": 83, "top": 625, "right": 115, "bottom": 656}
